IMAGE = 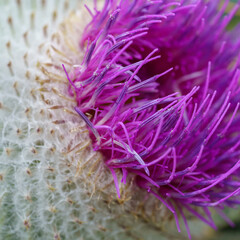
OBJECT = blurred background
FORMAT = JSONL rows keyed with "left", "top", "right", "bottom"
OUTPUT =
{"left": 206, "top": 207, "right": 240, "bottom": 240}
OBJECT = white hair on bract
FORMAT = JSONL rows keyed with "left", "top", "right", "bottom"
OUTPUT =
{"left": 0, "top": 1, "right": 210, "bottom": 239}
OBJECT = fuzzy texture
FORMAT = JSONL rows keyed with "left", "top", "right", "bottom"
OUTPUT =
{"left": 64, "top": 0, "right": 240, "bottom": 237}
{"left": 1, "top": 0, "right": 240, "bottom": 239}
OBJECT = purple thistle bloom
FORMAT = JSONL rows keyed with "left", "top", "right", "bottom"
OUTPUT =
{"left": 64, "top": 0, "right": 240, "bottom": 237}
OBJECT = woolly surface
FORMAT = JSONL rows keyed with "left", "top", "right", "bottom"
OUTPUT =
{"left": 0, "top": 1, "right": 212, "bottom": 239}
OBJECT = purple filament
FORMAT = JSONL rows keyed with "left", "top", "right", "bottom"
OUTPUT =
{"left": 64, "top": 0, "right": 240, "bottom": 237}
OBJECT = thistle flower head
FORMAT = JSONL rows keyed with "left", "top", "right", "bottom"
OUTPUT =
{"left": 2, "top": 0, "right": 240, "bottom": 239}
{"left": 2, "top": 1, "right": 179, "bottom": 239}
{"left": 64, "top": 0, "right": 240, "bottom": 237}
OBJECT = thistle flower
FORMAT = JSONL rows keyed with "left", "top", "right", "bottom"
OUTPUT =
{"left": 63, "top": 0, "right": 240, "bottom": 238}
{"left": 1, "top": 1, "right": 199, "bottom": 239}
{"left": 1, "top": 0, "right": 240, "bottom": 240}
